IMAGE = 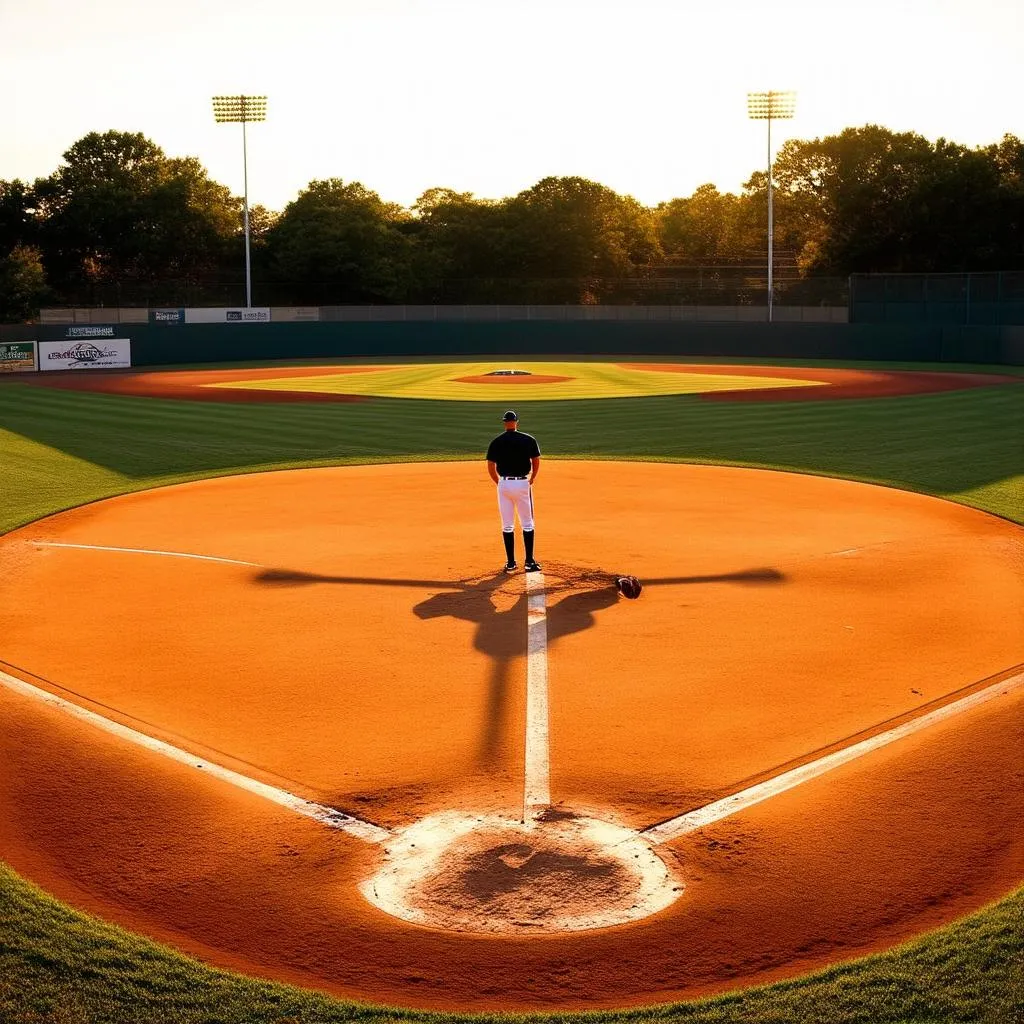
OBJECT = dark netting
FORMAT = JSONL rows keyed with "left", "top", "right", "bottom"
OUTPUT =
{"left": 851, "top": 272, "right": 1024, "bottom": 325}
{"left": 923, "top": 275, "right": 969, "bottom": 301}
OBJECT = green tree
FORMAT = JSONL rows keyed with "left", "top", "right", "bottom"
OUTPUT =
{"left": 767, "top": 125, "right": 1021, "bottom": 273}
{"left": 34, "top": 131, "right": 240, "bottom": 301}
{"left": 504, "top": 176, "right": 661, "bottom": 302}
{"left": 986, "top": 134, "right": 1024, "bottom": 269}
{"left": 655, "top": 184, "right": 747, "bottom": 263}
{"left": 0, "top": 180, "right": 37, "bottom": 252}
{"left": 0, "top": 245, "right": 50, "bottom": 321}
{"left": 410, "top": 188, "right": 512, "bottom": 301}
{"left": 266, "top": 179, "right": 414, "bottom": 303}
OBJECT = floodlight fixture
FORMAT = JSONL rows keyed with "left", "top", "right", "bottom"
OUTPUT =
{"left": 747, "top": 91, "right": 796, "bottom": 322}
{"left": 212, "top": 95, "right": 268, "bottom": 307}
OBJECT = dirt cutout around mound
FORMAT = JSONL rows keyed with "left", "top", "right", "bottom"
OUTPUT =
{"left": 452, "top": 374, "right": 574, "bottom": 384}
{"left": 0, "top": 462, "right": 1022, "bottom": 1012}
{"left": 362, "top": 809, "right": 681, "bottom": 932}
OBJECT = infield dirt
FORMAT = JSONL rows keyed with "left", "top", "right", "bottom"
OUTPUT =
{"left": 0, "top": 462, "right": 1021, "bottom": 1011}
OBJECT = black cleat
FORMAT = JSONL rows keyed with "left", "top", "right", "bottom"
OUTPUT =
{"left": 504, "top": 561, "right": 518, "bottom": 574}
{"left": 524, "top": 559, "right": 542, "bottom": 572}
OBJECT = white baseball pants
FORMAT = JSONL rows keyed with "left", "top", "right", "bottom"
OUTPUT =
{"left": 497, "top": 478, "right": 535, "bottom": 532}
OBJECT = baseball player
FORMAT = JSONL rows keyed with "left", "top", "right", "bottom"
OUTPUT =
{"left": 486, "top": 410, "right": 541, "bottom": 573}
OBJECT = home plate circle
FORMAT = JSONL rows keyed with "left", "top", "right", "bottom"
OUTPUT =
{"left": 360, "top": 810, "right": 683, "bottom": 932}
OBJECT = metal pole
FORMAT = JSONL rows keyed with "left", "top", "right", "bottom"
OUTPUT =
{"left": 242, "top": 116, "right": 252, "bottom": 308}
{"left": 747, "top": 90, "right": 793, "bottom": 324}
{"left": 767, "top": 107, "right": 774, "bottom": 324}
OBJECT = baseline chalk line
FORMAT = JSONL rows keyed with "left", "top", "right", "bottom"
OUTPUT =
{"left": 642, "top": 669, "right": 1024, "bottom": 845}
{"left": 0, "top": 667, "right": 391, "bottom": 844}
{"left": 29, "top": 541, "right": 261, "bottom": 568}
{"left": 524, "top": 571, "right": 551, "bottom": 818}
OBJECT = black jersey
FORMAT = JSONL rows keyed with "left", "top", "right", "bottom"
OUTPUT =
{"left": 486, "top": 430, "right": 541, "bottom": 477}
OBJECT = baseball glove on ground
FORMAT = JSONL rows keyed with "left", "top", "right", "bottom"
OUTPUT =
{"left": 615, "top": 575, "right": 643, "bottom": 599}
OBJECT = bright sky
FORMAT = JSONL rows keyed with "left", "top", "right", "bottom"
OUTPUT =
{"left": 2, "top": 0, "right": 1021, "bottom": 212}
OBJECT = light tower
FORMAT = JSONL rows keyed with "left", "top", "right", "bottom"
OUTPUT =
{"left": 212, "top": 95, "right": 267, "bottom": 308}
{"left": 746, "top": 91, "right": 795, "bottom": 322}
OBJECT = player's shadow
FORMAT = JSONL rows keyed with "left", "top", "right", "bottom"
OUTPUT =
{"left": 254, "top": 565, "right": 786, "bottom": 766}
{"left": 413, "top": 573, "right": 526, "bottom": 766}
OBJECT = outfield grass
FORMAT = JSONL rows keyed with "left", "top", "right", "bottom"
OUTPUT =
{"left": 0, "top": 369, "right": 1022, "bottom": 1023}
{"left": 1, "top": 377, "right": 1021, "bottom": 533}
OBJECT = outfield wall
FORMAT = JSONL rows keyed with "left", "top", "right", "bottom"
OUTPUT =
{"left": 4, "top": 321, "right": 1022, "bottom": 366}
{"left": 850, "top": 272, "right": 1024, "bottom": 326}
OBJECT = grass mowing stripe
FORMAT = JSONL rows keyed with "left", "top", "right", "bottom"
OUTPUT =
{"left": 0, "top": 372, "right": 1021, "bottom": 1023}
{"left": 4, "top": 381, "right": 1021, "bottom": 473}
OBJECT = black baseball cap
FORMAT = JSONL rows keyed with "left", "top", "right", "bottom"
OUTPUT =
{"left": 502, "top": 410, "right": 518, "bottom": 421}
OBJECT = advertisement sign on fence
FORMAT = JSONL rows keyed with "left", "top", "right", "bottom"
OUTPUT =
{"left": 183, "top": 307, "right": 271, "bottom": 323}
{"left": 39, "top": 339, "right": 132, "bottom": 370}
{"left": 0, "top": 342, "right": 37, "bottom": 372}
{"left": 65, "top": 325, "right": 116, "bottom": 338}
{"left": 272, "top": 306, "right": 321, "bottom": 322}
{"left": 150, "top": 308, "right": 186, "bottom": 324}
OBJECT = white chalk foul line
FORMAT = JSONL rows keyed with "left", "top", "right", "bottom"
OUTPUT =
{"left": 524, "top": 571, "right": 551, "bottom": 818}
{"left": 29, "top": 541, "right": 261, "bottom": 568}
{"left": 0, "top": 667, "right": 391, "bottom": 845}
{"left": 642, "top": 669, "right": 1024, "bottom": 846}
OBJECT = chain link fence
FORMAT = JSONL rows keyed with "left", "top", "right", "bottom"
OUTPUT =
{"left": 38, "top": 272, "right": 849, "bottom": 312}
{"left": 851, "top": 272, "right": 1024, "bottom": 325}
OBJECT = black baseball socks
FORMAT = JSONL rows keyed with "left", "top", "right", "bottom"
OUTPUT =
{"left": 523, "top": 529, "right": 536, "bottom": 563}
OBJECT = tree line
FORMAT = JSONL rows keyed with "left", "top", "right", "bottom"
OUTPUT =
{"left": 1, "top": 126, "right": 1021, "bottom": 319}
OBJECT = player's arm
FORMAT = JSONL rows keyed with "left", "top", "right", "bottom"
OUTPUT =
{"left": 487, "top": 460, "right": 500, "bottom": 485}
{"left": 529, "top": 456, "right": 540, "bottom": 485}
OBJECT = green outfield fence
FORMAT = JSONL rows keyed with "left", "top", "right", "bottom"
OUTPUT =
{"left": 851, "top": 272, "right": 1024, "bottom": 326}
{"left": 2, "top": 315, "right": 1021, "bottom": 367}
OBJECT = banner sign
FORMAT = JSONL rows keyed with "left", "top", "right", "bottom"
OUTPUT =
{"left": 65, "top": 325, "right": 116, "bottom": 338}
{"left": 150, "top": 308, "right": 186, "bottom": 324}
{"left": 183, "top": 307, "right": 270, "bottom": 324}
{"left": 272, "top": 306, "right": 321, "bottom": 322}
{"left": 39, "top": 339, "right": 132, "bottom": 371}
{"left": 0, "top": 341, "right": 37, "bottom": 372}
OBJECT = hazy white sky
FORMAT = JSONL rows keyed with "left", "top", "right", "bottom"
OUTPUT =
{"left": 2, "top": 0, "right": 1021, "bottom": 211}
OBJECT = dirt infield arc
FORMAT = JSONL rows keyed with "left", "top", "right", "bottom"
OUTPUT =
{"left": 0, "top": 462, "right": 1022, "bottom": 1012}
{"left": 17, "top": 360, "right": 1022, "bottom": 403}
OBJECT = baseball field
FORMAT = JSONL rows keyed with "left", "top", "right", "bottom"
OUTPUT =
{"left": 0, "top": 356, "right": 1022, "bottom": 1023}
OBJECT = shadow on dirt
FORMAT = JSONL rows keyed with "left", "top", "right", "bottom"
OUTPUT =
{"left": 253, "top": 565, "right": 786, "bottom": 765}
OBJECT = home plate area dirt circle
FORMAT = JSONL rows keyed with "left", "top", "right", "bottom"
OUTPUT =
{"left": 0, "top": 462, "right": 1022, "bottom": 1012}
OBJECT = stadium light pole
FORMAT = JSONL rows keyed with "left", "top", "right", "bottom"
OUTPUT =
{"left": 212, "top": 95, "right": 267, "bottom": 308}
{"left": 747, "top": 91, "right": 795, "bottom": 322}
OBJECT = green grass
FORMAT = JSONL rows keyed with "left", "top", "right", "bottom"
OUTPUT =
{"left": 1, "top": 863, "right": 1021, "bottom": 1024}
{"left": 2, "top": 377, "right": 1021, "bottom": 533}
{"left": 0, "top": 365, "right": 1022, "bottom": 1023}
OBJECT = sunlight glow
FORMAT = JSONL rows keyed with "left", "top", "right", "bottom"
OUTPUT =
{"left": 3, "top": 0, "right": 1022, "bottom": 210}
